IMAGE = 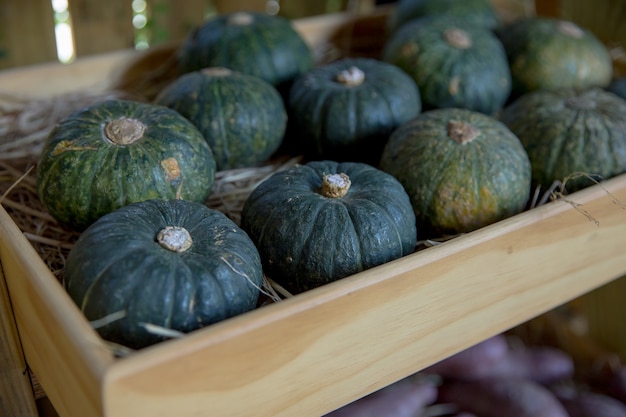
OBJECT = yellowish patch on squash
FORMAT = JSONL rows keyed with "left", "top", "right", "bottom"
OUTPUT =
{"left": 161, "top": 157, "right": 181, "bottom": 182}
{"left": 51, "top": 140, "right": 97, "bottom": 156}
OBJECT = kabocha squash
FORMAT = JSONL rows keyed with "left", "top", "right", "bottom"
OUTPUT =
{"left": 497, "top": 17, "right": 613, "bottom": 96}
{"left": 177, "top": 11, "right": 313, "bottom": 93}
{"left": 387, "top": 0, "right": 500, "bottom": 34}
{"left": 382, "top": 16, "right": 511, "bottom": 115}
{"left": 240, "top": 160, "right": 417, "bottom": 294}
{"left": 380, "top": 108, "right": 531, "bottom": 238}
{"left": 287, "top": 57, "right": 421, "bottom": 164}
{"left": 155, "top": 67, "right": 287, "bottom": 171}
{"left": 36, "top": 99, "right": 216, "bottom": 231}
{"left": 64, "top": 199, "right": 263, "bottom": 349}
{"left": 500, "top": 88, "right": 626, "bottom": 193}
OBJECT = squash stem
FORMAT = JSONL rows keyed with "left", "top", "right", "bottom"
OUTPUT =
{"left": 104, "top": 118, "right": 146, "bottom": 146}
{"left": 202, "top": 67, "right": 233, "bottom": 77}
{"left": 336, "top": 67, "right": 365, "bottom": 87}
{"left": 321, "top": 173, "right": 351, "bottom": 198}
{"left": 558, "top": 21, "right": 584, "bottom": 39}
{"left": 443, "top": 28, "right": 472, "bottom": 49}
{"left": 447, "top": 120, "right": 480, "bottom": 144}
{"left": 228, "top": 12, "right": 254, "bottom": 26}
{"left": 157, "top": 226, "right": 193, "bottom": 252}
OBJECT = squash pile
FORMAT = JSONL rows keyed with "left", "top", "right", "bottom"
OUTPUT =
{"left": 34, "top": 2, "right": 626, "bottom": 349}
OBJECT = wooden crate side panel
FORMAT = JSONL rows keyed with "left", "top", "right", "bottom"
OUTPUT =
{"left": 0, "top": 260, "right": 39, "bottom": 417}
{"left": 103, "top": 174, "right": 626, "bottom": 417}
{"left": 581, "top": 276, "right": 626, "bottom": 359}
{"left": 68, "top": 0, "right": 135, "bottom": 57}
{"left": 0, "top": 48, "right": 136, "bottom": 98}
{"left": 0, "top": 205, "right": 115, "bottom": 417}
{"left": 0, "top": 0, "right": 57, "bottom": 69}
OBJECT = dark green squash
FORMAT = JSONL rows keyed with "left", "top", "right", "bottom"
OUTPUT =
{"left": 382, "top": 16, "right": 511, "bottom": 115}
{"left": 608, "top": 76, "right": 626, "bottom": 100}
{"left": 177, "top": 11, "right": 313, "bottom": 93}
{"left": 500, "top": 88, "right": 626, "bottom": 193}
{"left": 155, "top": 67, "right": 287, "bottom": 171}
{"left": 65, "top": 198, "right": 263, "bottom": 349}
{"left": 240, "top": 160, "right": 417, "bottom": 294}
{"left": 287, "top": 57, "right": 421, "bottom": 164}
{"left": 36, "top": 99, "right": 216, "bottom": 231}
{"left": 387, "top": 0, "right": 501, "bottom": 34}
{"left": 497, "top": 17, "right": 613, "bottom": 96}
{"left": 380, "top": 108, "right": 531, "bottom": 238}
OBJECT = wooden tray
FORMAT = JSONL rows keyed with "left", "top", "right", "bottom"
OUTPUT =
{"left": 2, "top": 5, "right": 626, "bottom": 417}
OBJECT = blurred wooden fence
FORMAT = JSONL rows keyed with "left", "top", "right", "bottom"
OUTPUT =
{"left": 0, "top": 0, "right": 374, "bottom": 70}
{"left": 0, "top": 0, "right": 623, "bottom": 71}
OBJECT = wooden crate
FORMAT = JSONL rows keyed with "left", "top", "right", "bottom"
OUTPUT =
{"left": 1, "top": 3, "right": 626, "bottom": 417}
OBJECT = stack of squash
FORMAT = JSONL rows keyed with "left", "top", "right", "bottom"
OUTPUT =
{"left": 33, "top": 1, "right": 626, "bottom": 350}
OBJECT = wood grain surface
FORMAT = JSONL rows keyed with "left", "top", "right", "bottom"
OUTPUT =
{"left": 101, "top": 174, "right": 626, "bottom": 417}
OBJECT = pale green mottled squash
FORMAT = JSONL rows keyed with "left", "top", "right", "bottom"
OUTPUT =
{"left": 380, "top": 108, "right": 531, "bottom": 238}
{"left": 500, "top": 88, "right": 626, "bottom": 193}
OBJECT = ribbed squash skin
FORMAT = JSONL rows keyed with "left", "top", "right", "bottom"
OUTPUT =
{"left": 240, "top": 160, "right": 417, "bottom": 294}
{"left": 500, "top": 88, "right": 626, "bottom": 193}
{"left": 380, "top": 108, "right": 531, "bottom": 238}
{"left": 36, "top": 100, "right": 216, "bottom": 231}
{"left": 155, "top": 68, "right": 287, "bottom": 171}
{"left": 177, "top": 12, "right": 313, "bottom": 91}
{"left": 498, "top": 17, "right": 613, "bottom": 96}
{"left": 388, "top": 0, "right": 500, "bottom": 34}
{"left": 383, "top": 17, "right": 511, "bottom": 115}
{"left": 287, "top": 57, "right": 421, "bottom": 164}
{"left": 65, "top": 199, "right": 263, "bottom": 349}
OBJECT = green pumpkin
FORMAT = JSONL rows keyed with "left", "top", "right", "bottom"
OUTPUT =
{"left": 155, "top": 67, "right": 287, "bottom": 171}
{"left": 240, "top": 160, "right": 417, "bottom": 294}
{"left": 497, "top": 17, "right": 613, "bottom": 96}
{"left": 287, "top": 57, "right": 421, "bottom": 164}
{"left": 36, "top": 99, "right": 216, "bottom": 231}
{"left": 382, "top": 16, "right": 512, "bottom": 115}
{"left": 500, "top": 88, "right": 626, "bottom": 193}
{"left": 65, "top": 198, "right": 263, "bottom": 349}
{"left": 387, "top": 0, "right": 500, "bottom": 34}
{"left": 177, "top": 11, "right": 313, "bottom": 93}
{"left": 380, "top": 108, "right": 531, "bottom": 238}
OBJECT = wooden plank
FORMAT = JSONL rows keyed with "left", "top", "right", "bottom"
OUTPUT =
{"left": 0, "top": 260, "right": 39, "bottom": 417}
{"left": 534, "top": 0, "right": 561, "bottom": 16}
{"left": 0, "top": 48, "right": 136, "bottom": 98}
{"left": 103, "top": 174, "right": 626, "bottom": 417}
{"left": 580, "top": 276, "right": 626, "bottom": 359}
{"left": 0, "top": 205, "right": 116, "bottom": 417}
{"left": 0, "top": 0, "right": 57, "bottom": 69}
{"left": 68, "top": 0, "right": 135, "bottom": 57}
